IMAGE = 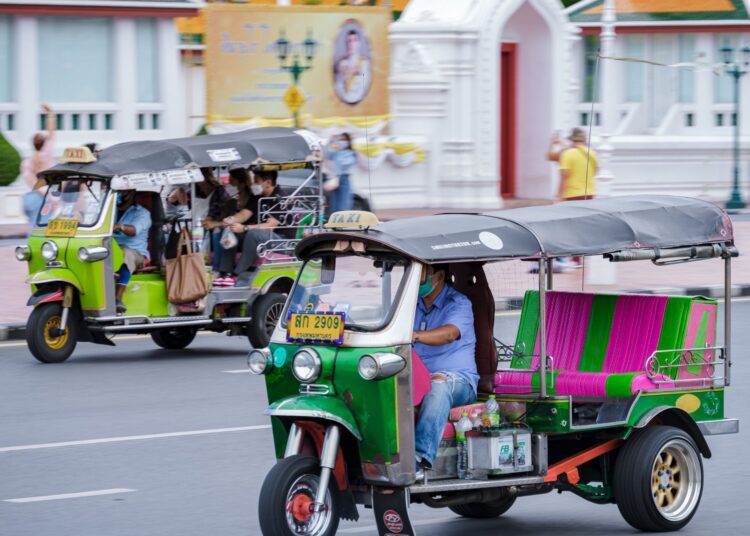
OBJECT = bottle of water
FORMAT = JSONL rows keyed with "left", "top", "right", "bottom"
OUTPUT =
{"left": 485, "top": 394, "right": 500, "bottom": 428}
{"left": 455, "top": 412, "right": 473, "bottom": 479}
{"left": 471, "top": 411, "right": 483, "bottom": 430}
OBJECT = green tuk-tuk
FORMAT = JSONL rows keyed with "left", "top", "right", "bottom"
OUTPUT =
{"left": 16, "top": 127, "right": 324, "bottom": 363}
{"left": 249, "top": 196, "right": 739, "bottom": 535}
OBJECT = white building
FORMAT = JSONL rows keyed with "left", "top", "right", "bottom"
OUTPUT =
{"left": 0, "top": 0, "right": 200, "bottom": 157}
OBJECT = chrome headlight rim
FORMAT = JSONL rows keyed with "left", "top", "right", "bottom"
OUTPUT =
{"left": 41, "top": 240, "right": 59, "bottom": 261}
{"left": 15, "top": 245, "right": 31, "bottom": 261}
{"left": 247, "top": 348, "right": 273, "bottom": 375}
{"left": 358, "top": 352, "right": 407, "bottom": 380}
{"left": 77, "top": 246, "right": 109, "bottom": 263}
{"left": 292, "top": 347, "right": 322, "bottom": 384}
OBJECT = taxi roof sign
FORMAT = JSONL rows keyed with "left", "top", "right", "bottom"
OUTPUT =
{"left": 325, "top": 211, "right": 380, "bottom": 230}
{"left": 62, "top": 146, "right": 97, "bottom": 164}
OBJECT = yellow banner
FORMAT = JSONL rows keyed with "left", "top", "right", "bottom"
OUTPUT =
{"left": 205, "top": 5, "right": 390, "bottom": 121}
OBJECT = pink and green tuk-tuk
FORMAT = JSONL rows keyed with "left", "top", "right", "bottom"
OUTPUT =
{"left": 248, "top": 196, "right": 738, "bottom": 535}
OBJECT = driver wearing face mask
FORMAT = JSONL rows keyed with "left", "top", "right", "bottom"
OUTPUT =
{"left": 412, "top": 264, "right": 478, "bottom": 474}
{"left": 215, "top": 169, "right": 293, "bottom": 287}
{"left": 113, "top": 190, "right": 152, "bottom": 314}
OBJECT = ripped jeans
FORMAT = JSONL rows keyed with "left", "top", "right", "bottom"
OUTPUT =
{"left": 415, "top": 371, "right": 476, "bottom": 467}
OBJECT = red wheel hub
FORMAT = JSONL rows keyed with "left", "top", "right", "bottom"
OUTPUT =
{"left": 288, "top": 492, "right": 314, "bottom": 523}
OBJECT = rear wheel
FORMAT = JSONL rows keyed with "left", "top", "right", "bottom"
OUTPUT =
{"left": 614, "top": 426, "right": 703, "bottom": 532}
{"left": 27, "top": 302, "right": 77, "bottom": 363}
{"left": 150, "top": 327, "right": 197, "bottom": 350}
{"left": 449, "top": 495, "right": 516, "bottom": 519}
{"left": 248, "top": 293, "right": 286, "bottom": 348}
{"left": 258, "top": 455, "right": 339, "bottom": 536}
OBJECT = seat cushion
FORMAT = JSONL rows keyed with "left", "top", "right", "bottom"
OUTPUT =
{"left": 442, "top": 422, "right": 455, "bottom": 440}
{"left": 449, "top": 402, "right": 486, "bottom": 422}
{"left": 554, "top": 371, "right": 674, "bottom": 397}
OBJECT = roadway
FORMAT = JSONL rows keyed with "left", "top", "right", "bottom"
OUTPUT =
{"left": 1, "top": 303, "right": 749, "bottom": 535}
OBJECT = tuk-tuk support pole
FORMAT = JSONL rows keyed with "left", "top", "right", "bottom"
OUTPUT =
{"left": 314, "top": 424, "right": 340, "bottom": 511}
{"left": 316, "top": 163, "right": 324, "bottom": 226}
{"left": 725, "top": 255, "right": 732, "bottom": 386}
{"left": 538, "top": 259, "right": 548, "bottom": 398}
{"left": 546, "top": 259, "right": 553, "bottom": 290}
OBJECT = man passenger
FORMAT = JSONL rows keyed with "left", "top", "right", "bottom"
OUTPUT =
{"left": 215, "top": 170, "right": 291, "bottom": 287}
{"left": 412, "top": 264, "right": 478, "bottom": 472}
{"left": 113, "top": 190, "right": 151, "bottom": 314}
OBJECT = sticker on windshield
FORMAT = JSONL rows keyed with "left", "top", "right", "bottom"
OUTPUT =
{"left": 479, "top": 231, "right": 504, "bottom": 251}
{"left": 207, "top": 148, "right": 241, "bottom": 162}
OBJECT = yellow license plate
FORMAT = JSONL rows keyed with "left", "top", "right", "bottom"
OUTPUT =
{"left": 46, "top": 218, "right": 79, "bottom": 237}
{"left": 287, "top": 311, "right": 346, "bottom": 345}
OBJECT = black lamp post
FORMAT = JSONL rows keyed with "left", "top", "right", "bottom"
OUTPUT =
{"left": 275, "top": 29, "right": 317, "bottom": 127}
{"left": 721, "top": 42, "right": 750, "bottom": 210}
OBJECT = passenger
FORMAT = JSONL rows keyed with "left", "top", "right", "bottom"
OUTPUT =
{"left": 412, "top": 264, "right": 478, "bottom": 474}
{"left": 214, "top": 170, "right": 290, "bottom": 287}
{"left": 113, "top": 190, "right": 152, "bottom": 314}
{"left": 196, "top": 168, "right": 231, "bottom": 275}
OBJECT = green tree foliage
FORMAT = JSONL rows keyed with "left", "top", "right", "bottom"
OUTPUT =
{"left": 562, "top": 0, "right": 582, "bottom": 6}
{"left": 0, "top": 130, "right": 22, "bottom": 187}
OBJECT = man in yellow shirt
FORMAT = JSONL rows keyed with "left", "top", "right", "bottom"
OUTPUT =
{"left": 557, "top": 128, "right": 598, "bottom": 201}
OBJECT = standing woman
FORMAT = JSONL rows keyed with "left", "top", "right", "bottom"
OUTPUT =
{"left": 325, "top": 132, "right": 356, "bottom": 213}
{"left": 21, "top": 104, "right": 56, "bottom": 230}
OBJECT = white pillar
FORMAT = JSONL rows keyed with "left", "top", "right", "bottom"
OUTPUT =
{"left": 694, "top": 33, "right": 714, "bottom": 131}
{"left": 114, "top": 18, "right": 137, "bottom": 140}
{"left": 157, "top": 18, "right": 185, "bottom": 137}
{"left": 14, "top": 16, "right": 38, "bottom": 155}
{"left": 587, "top": 0, "right": 616, "bottom": 286}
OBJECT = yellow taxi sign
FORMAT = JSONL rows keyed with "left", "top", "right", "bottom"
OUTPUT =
{"left": 62, "top": 146, "right": 97, "bottom": 164}
{"left": 325, "top": 210, "right": 380, "bottom": 230}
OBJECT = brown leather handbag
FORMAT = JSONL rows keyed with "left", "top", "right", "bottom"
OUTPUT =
{"left": 166, "top": 227, "right": 209, "bottom": 304}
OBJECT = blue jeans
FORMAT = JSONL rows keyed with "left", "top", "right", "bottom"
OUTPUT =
{"left": 329, "top": 174, "right": 352, "bottom": 213}
{"left": 210, "top": 228, "right": 222, "bottom": 272}
{"left": 23, "top": 192, "right": 43, "bottom": 234}
{"left": 415, "top": 371, "right": 476, "bottom": 467}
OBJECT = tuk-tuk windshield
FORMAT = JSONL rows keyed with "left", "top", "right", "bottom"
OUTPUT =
{"left": 37, "top": 180, "right": 110, "bottom": 228}
{"left": 285, "top": 255, "right": 410, "bottom": 332}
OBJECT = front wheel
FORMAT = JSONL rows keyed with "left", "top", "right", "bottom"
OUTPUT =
{"left": 449, "top": 495, "right": 516, "bottom": 518}
{"left": 258, "top": 455, "right": 339, "bottom": 536}
{"left": 150, "top": 327, "right": 197, "bottom": 350}
{"left": 248, "top": 293, "right": 286, "bottom": 348}
{"left": 614, "top": 426, "right": 703, "bottom": 532}
{"left": 26, "top": 302, "right": 78, "bottom": 363}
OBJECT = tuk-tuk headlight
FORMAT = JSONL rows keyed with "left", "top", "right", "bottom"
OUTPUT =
{"left": 358, "top": 353, "right": 406, "bottom": 381}
{"left": 15, "top": 245, "right": 31, "bottom": 261}
{"left": 292, "top": 348, "right": 321, "bottom": 383}
{"left": 247, "top": 348, "right": 273, "bottom": 375}
{"left": 41, "top": 241, "right": 58, "bottom": 261}
{"left": 78, "top": 246, "right": 109, "bottom": 262}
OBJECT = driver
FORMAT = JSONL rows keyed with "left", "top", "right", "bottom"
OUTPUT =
{"left": 412, "top": 264, "right": 478, "bottom": 473}
{"left": 113, "top": 190, "right": 151, "bottom": 314}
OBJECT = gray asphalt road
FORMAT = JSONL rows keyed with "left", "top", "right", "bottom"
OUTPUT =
{"left": 2, "top": 303, "right": 750, "bottom": 536}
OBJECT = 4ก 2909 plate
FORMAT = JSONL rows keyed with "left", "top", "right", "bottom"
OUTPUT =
{"left": 286, "top": 311, "right": 346, "bottom": 345}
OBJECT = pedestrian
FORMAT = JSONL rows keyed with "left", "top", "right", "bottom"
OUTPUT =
{"left": 549, "top": 127, "right": 598, "bottom": 202}
{"left": 20, "top": 104, "right": 56, "bottom": 230}
{"left": 324, "top": 132, "right": 356, "bottom": 214}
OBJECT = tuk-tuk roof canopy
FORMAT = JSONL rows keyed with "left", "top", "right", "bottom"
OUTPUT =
{"left": 39, "top": 127, "right": 322, "bottom": 183}
{"left": 297, "top": 196, "right": 734, "bottom": 262}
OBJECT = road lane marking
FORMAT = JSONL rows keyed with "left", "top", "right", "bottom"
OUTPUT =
{"left": 0, "top": 425, "right": 271, "bottom": 453}
{"left": 4, "top": 488, "right": 136, "bottom": 503}
{"left": 0, "top": 331, "right": 229, "bottom": 349}
{"left": 223, "top": 369, "right": 252, "bottom": 374}
{"left": 338, "top": 515, "right": 457, "bottom": 533}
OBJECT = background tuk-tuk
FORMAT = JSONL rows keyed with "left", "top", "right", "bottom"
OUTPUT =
{"left": 249, "top": 196, "right": 738, "bottom": 535}
{"left": 16, "top": 127, "right": 325, "bottom": 363}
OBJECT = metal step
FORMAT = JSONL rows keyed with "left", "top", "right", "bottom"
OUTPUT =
{"left": 409, "top": 474, "right": 543, "bottom": 495}
{"left": 210, "top": 287, "right": 256, "bottom": 304}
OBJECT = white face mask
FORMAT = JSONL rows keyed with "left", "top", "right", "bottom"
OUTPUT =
{"left": 251, "top": 183, "right": 264, "bottom": 196}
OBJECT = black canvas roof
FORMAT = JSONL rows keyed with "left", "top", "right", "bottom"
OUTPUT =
{"left": 40, "top": 127, "right": 319, "bottom": 180}
{"left": 297, "top": 196, "right": 734, "bottom": 261}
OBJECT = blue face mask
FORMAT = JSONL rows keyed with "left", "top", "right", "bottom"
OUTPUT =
{"left": 419, "top": 273, "right": 438, "bottom": 298}
{"left": 116, "top": 192, "right": 124, "bottom": 205}
{"left": 339, "top": 140, "right": 350, "bottom": 149}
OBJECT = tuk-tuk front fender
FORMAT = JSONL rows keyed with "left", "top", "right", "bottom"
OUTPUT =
{"left": 27, "top": 269, "right": 84, "bottom": 295}
{"left": 265, "top": 395, "right": 362, "bottom": 441}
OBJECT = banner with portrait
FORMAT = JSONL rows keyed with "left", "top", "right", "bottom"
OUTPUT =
{"left": 205, "top": 5, "right": 390, "bottom": 121}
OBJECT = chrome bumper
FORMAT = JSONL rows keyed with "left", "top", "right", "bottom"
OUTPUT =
{"left": 698, "top": 418, "right": 739, "bottom": 436}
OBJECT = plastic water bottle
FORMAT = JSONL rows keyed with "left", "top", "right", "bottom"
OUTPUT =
{"left": 485, "top": 394, "right": 500, "bottom": 427}
{"left": 471, "top": 411, "right": 483, "bottom": 430}
{"left": 455, "top": 413, "right": 473, "bottom": 479}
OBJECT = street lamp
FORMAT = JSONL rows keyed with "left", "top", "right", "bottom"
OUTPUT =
{"left": 275, "top": 29, "right": 317, "bottom": 127}
{"left": 720, "top": 42, "right": 750, "bottom": 210}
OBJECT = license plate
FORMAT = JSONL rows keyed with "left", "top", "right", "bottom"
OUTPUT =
{"left": 46, "top": 219, "right": 79, "bottom": 237}
{"left": 287, "top": 311, "right": 346, "bottom": 345}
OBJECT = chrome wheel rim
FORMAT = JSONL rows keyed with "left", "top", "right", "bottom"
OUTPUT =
{"left": 651, "top": 438, "right": 702, "bottom": 522}
{"left": 266, "top": 302, "right": 284, "bottom": 336}
{"left": 285, "top": 474, "right": 332, "bottom": 535}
